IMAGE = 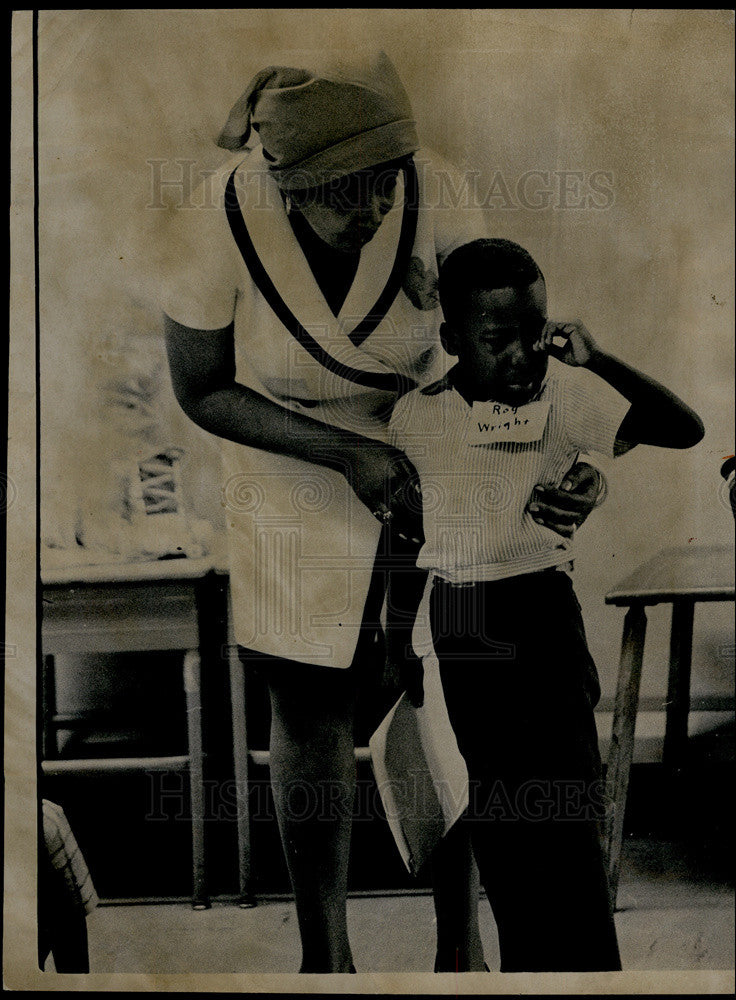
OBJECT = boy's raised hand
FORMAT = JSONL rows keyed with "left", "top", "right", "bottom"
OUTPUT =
{"left": 536, "top": 319, "right": 704, "bottom": 451}
{"left": 535, "top": 320, "right": 599, "bottom": 367}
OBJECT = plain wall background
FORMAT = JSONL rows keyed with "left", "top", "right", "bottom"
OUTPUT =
{"left": 38, "top": 9, "right": 734, "bottom": 705}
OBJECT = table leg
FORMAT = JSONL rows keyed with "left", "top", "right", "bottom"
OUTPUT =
{"left": 195, "top": 575, "right": 233, "bottom": 799}
{"left": 229, "top": 652, "right": 256, "bottom": 907}
{"left": 663, "top": 599, "right": 695, "bottom": 773}
{"left": 184, "top": 650, "right": 209, "bottom": 910}
{"left": 604, "top": 603, "right": 647, "bottom": 908}
{"left": 42, "top": 654, "right": 57, "bottom": 761}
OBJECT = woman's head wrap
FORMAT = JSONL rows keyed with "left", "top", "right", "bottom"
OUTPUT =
{"left": 217, "top": 50, "right": 419, "bottom": 190}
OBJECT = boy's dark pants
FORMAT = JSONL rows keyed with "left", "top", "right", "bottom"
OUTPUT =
{"left": 430, "top": 570, "right": 622, "bottom": 973}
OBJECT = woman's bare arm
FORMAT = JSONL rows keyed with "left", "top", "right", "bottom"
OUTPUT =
{"left": 166, "top": 314, "right": 360, "bottom": 465}
{"left": 164, "top": 314, "right": 423, "bottom": 538}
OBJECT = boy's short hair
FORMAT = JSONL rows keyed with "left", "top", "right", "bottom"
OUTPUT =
{"left": 439, "top": 238, "right": 544, "bottom": 323}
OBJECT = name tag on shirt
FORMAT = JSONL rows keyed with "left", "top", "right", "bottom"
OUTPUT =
{"left": 466, "top": 399, "right": 551, "bottom": 445}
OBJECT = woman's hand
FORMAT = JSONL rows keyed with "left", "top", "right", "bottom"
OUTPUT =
{"left": 528, "top": 461, "right": 605, "bottom": 538}
{"left": 348, "top": 442, "right": 425, "bottom": 544}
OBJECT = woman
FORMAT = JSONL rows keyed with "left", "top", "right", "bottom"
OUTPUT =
{"left": 163, "top": 50, "right": 603, "bottom": 973}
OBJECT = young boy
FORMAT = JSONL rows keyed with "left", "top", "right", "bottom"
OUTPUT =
{"left": 385, "top": 238, "right": 704, "bottom": 972}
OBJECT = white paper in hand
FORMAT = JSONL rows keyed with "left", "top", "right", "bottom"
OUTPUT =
{"left": 369, "top": 671, "right": 469, "bottom": 876}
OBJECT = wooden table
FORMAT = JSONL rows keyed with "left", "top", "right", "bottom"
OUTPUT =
{"left": 41, "top": 556, "right": 224, "bottom": 909}
{"left": 602, "top": 543, "right": 735, "bottom": 905}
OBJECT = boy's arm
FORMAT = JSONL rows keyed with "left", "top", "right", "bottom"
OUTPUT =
{"left": 537, "top": 321, "right": 705, "bottom": 453}
{"left": 384, "top": 532, "right": 428, "bottom": 708}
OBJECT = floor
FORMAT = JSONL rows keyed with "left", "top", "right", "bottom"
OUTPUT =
{"left": 84, "top": 840, "right": 734, "bottom": 975}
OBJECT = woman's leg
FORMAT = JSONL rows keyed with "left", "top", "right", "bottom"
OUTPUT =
{"left": 430, "top": 818, "right": 486, "bottom": 971}
{"left": 265, "top": 661, "right": 357, "bottom": 973}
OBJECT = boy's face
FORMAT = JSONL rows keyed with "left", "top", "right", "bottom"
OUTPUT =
{"left": 443, "top": 278, "right": 549, "bottom": 405}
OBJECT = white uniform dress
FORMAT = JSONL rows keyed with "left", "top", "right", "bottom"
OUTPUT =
{"left": 162, "top": 145, "right": 486, "bottom": 668}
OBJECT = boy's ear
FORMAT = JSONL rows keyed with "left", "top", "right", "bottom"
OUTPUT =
{"left": 439, "top": 321, "right": 458, "bottom": 357}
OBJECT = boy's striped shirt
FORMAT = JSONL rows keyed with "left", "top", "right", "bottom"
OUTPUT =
{"left": 388, "top": 359, "right": 630, "bottom": 583}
